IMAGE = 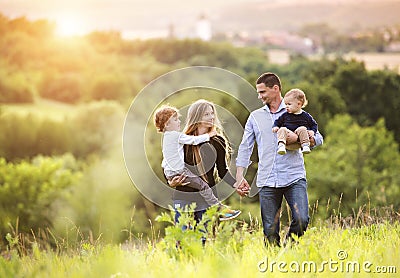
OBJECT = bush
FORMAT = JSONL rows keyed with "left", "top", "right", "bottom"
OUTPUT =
{"left": 0, "top": 72, "right": 34, "bottom": 103}
{"left": 0, "top": 154, "right": 81, "bottom": 246}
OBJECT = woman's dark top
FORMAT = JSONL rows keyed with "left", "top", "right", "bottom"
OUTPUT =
{"left": 172, "top": 135, "right": 236, "bottom": 200}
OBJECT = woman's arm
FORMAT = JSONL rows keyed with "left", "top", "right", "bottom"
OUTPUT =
{"left": 212, "top": 136, "right": 236, "bottom": 187}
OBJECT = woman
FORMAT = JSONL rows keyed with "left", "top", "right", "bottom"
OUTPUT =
{"left": 169, "top": 99, "right": 239, "bottom": 223}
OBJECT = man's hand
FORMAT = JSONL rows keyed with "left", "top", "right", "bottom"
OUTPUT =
{"left": 272, "top": 127, "right": 279, "bottom": 133}
{"left": 168, "top": 174, "right": 189, "bottom": 187}
{"left": 308, "top": 130, "right": 316, "bottom": 147}
{"left": 235, "top": 166, "right": 250, "bottom": 196}
{"left": 286, "top": 130, "right": 316, "bottom": 147}
{"left": 286, "top": 130, "right": 298, "bottom": 145}
{"left": 235, "top": 178, "right": 250, "bottom": 197}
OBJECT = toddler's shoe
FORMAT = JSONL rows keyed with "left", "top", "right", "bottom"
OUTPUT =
{"left": 302, "top": 145, "right": 311, "bottom": 154}
{"left": 277, "top": 144, "right": 286, "bottom": 155}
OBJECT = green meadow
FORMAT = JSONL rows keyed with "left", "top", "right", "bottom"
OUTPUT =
{"left": 1, "top": 209, "right": 399, "bottom": 278}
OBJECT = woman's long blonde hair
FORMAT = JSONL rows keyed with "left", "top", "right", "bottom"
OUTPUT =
{"left": 183, "top": 99, "right": 231, "bottom": 182}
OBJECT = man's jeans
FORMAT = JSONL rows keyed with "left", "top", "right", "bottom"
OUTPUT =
{"left": 259, "top": 178, "right": 309, "bottom": 246}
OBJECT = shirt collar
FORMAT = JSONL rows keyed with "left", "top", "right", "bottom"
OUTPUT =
{"left": 263, "top": 99, "right": 286, "bottom": 114}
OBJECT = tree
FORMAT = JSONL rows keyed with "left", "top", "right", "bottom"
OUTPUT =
{"left": 332, "top": 61, "right": 400, "bottom": 142}
{"left": 306, "top": 115, "right": 400, "bottom": 216}
{"left": 0, "top": 155, "right": 81, "bottom": 240}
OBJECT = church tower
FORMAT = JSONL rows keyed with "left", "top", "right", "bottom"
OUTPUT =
{"left": 196, "top": 13, "right": 212, "bottom": 41}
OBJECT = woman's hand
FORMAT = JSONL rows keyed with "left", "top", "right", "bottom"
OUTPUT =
{"left": 168, "top": 174, "right": 189, "bottom": 187}
{"left": 208, "top": 130, "right": 217, "bottom": 137}
{"left": 235, "top": 178, "right": 250, "bottom": 197}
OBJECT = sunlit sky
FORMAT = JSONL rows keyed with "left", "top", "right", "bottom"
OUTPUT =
{"left": 1, "top": 0, "right": 242, "bottom": 36}
{"left": 0, "top": 0, "right": 394, "bottom": 38}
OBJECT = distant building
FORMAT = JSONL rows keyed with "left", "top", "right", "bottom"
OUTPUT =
{"left": 261, "top": 31, "right": 316, "bottom": 55}
{"left": 385, "top": 42, "right": 400, "bottom": 52}
{"left": 168, "top": 23, "right": 175, "bottom": 39}
{"left": 196, "top": 14, "right": 212, "bottom": 41}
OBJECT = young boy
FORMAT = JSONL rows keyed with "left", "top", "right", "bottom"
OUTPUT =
{"left": 154, "top": 105, "right": 241, "bottom": 221}
{"left": 272, "top": 88, "right": 318, "bottom": 155}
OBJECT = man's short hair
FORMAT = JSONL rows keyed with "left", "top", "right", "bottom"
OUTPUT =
{"left": 256, "top": 72, "right": 282, "bottom": 91}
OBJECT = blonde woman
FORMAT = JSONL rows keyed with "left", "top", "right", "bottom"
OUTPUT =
{"left": 154, "top": 104, "right": 240, "bottom": 221}
{"left": 168, "top": 99, "right": 240, "bottom": 224}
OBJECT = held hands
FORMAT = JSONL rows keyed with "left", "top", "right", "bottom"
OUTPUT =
{"left": 235, "top": 178, "right": 250, "bottom": 197}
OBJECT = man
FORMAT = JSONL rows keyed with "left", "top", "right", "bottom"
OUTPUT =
{"left": 235, "top": 72, "right": 323, "bottom": 246}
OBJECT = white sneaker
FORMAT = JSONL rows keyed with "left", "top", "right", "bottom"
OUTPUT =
{"left": 277, "top": 144, "right": 286, "bottom": 155}
{"left": 302, "top": 145, "right": 311, "bottom": 154}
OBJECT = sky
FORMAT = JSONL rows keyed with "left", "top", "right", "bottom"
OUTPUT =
{"left": 0, "top": 0, "right": 241, "bottom": 37}
{"left": 0, "top": 0, "right": 395, "bottom": 38}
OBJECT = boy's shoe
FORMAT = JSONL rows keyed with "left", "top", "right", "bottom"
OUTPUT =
{"left": 277, "top": 144, "right": 286, "bottom": 155}
{"left": 302, "top": 145, "right": 311, "bottom": 154}
{"left": 219, "top": 209, "right": 241, "bottom": 221}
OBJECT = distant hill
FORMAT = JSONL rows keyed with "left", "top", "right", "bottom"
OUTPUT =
{"left": 213, "top": 1, "right": 400, "bottom": 34}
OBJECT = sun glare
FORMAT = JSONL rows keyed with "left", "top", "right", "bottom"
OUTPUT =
{"left": 55, "top": 15, "right": 86, "bottom": 37}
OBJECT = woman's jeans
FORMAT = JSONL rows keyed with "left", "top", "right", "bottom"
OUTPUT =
{"left": 173, "top": 200, "right": 208, "bottom": 245}
{"left": 258, "top": 178, "right": 309, "bottom": 246}
{"left": 173, "top": 200, "right": 206, "bottom": 226}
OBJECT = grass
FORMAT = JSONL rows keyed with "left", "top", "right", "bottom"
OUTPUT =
{"left": 1, "top": 207, "right": 399, "bottom": 278}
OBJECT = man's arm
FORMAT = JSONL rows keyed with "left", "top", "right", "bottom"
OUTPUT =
{"left": 312, "top": 130, "right": 323, "bottom": 148}
{"left": 235, "top": 115, "right": 255, "bottom": 196}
